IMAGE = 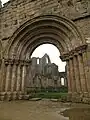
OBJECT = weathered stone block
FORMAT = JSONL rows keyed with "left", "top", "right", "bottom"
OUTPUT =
{"left": 23, "top": 95, "right": 30, "bottom": 100}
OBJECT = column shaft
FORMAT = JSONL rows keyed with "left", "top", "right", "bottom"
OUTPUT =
{"left": 1, "top": 60, "right": 6, "bottom": 92}
{"left": 69, "top": 58, "right": 76, "bottom": 93}
{"left": 87, "top": 45, "right": 90, "bottom": 96}
{"left": 58, "top": 77, "right": 61, "bottom": 87}
{"left": 11, "top": 64, "right": 17, "bottom": 92}
{"left": 73, "top": 56, "right": 82, "bottom": 93}
{"left": 16, "top": 65, "right": 21, "bottom": 91}
{"left": 78, "top": 54, "right": 87, "bottom": 93}
{"left": 21, "top": 65, "right": 26, "bottom": 92}
{"left": 64, "top": 78, "right": 67, "bottom": 87}
{"left": 67, "top": 60, "right": 72, "bottom": 93}
{"left": 82, "top": 52, "right": 89, "bottom": 93}
{"left": 5, "top": 64, "right": 11, "bottom": 92}
{"left": 59, "top": 78, "right": 61, "bottom": 87}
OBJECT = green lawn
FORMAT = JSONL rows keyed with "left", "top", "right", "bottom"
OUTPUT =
{"left": 32, "top": 92, "right": 67, "bottom": 99}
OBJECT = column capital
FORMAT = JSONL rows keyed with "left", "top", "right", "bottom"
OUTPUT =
{"left": 3, "top": 58, "right": 32, "bottom": 65}
{"left": 60, "top": 53, "right": 69, "bottom": 61}
{"left": 4, "top": 59, "right": 14, "bottom": 65}
{"left": 60, "top": 44, "right": 87, "bottom": 61}
{"left": 24, "top": 59, "right": 32, "bottom": 66}
{"left": 75, "top": 44, "right": 87, "bottom": 53}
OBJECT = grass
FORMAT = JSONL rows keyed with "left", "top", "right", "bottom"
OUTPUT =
{"left": 32, "top": 92, "right": 68, "bottom": 99}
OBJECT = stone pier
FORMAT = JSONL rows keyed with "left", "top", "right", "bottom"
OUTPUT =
{"left": 0, "top": 59, "right": 31, "bottom": 100}
{"left": 60, "top": 44, "right": 89, "bottom": 102}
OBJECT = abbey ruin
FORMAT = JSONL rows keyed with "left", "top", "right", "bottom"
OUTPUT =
{"left": 26, "top": 54, "right": 67, "bottom": 91}
{"left": 0, "top": 0, "right": 90, "bottom": 102}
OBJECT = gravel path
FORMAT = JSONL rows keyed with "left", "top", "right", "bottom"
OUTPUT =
{"left": 0, "top": 100, "right": 69, "bottom": 120}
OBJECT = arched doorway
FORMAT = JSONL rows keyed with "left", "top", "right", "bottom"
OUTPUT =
{"left": 1, "top": 15, "right": 88, "bottom": 101}
{"left": 27, "top": 43, "right": 66, "bottom": 93}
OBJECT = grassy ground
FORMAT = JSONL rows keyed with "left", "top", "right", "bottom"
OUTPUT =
{"left": 32, "top": 92, "right": 67, "bottom": 99}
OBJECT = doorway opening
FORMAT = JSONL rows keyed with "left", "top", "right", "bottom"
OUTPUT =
{"left": 26, "top": 44, "right": 67, "bottom": 95}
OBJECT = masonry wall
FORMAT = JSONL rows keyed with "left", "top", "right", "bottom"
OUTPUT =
{"left": 0, "top": 0, "right": 90, "bottom": 49}
{"left": 74, "top": 17, "right": 90, "bottom": 39}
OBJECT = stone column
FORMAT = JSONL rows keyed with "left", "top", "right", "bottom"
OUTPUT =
{"left": 86, "top": 42, "right": 90, "bottom": 96}
{"left": 78, "top": 54, "right": 88, "bottom": 95}
{"left": 64, "top": 78, "right": 67, "bottom": 87}
{"left": 82, "top": 52, "right": 89, "bottom": 96}
{"left": 59, "top": 77, "right": 61, "bottom": 87}
{"left": 69, "top": 58, "right": 76, "bottom": 93}
{"left": 5, "top": 64, "right": 11, "bottom": 92}
{"left": 5, "top": 61, "right": 12, "bottom": 101}
{"left": 1, "top": 59, "right": 6, "bottom": 92}
{"left": 66, "top": 60, "right": 72, "bottom": 94}
{"left": 16, "top": 64, "right": 21, "bottom": 92}
{"left": 57, "top": 77, "right": 61, "bottom": 87}
{"left": 0, "top": 59, "right": 7, "bottom": 100}
{"left": 11, "top": 64, "right": 17, "bottom": 92}
{"left": 21, "top": 65, "right": 26, "bottom": 93}
{"left": 73, "top": 55, "right": 82, "bottom": 94}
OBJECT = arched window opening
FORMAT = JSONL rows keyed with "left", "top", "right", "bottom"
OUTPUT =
{"left": 46, "top": 57, "right": 48, "bottom": 64}
{"left": 37, "top": 59, "right": 39, "bottom": 64}
{"left": 31, "top": 44, "right": 66, "bottom": 72}
{"left": 30, "top": 44, "right": 67, "bottom": 92}
{"left": 61, "top": 78, "right": 65, "bottom": 86}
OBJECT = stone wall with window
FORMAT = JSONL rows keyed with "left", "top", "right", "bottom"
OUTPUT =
{"left": 27, "top": 54, "right": 67, "bottom": 92}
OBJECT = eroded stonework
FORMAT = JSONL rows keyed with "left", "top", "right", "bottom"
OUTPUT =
{"left": 26, "top": 54, "right": 67, "bottom": 91}
{"left": 0, "top": 0, "right": 90, "bottom": 102}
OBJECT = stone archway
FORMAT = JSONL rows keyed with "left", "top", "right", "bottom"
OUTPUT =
{"left": 0, "top": 15, "right": 88, "bottom": 101}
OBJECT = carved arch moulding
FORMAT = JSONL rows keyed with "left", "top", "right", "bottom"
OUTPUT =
{"left": 0, "top": 15, "right": 89, "bottom": 102}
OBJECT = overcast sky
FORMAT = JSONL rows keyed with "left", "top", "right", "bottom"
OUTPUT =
{"left": 1, "top": 0, "right": 66, "bottom": 72}
{"left": 2, "top": 0, "right": 8, "bottom": 4}
{"left": 31, "top": 44, "right": 66, "bottom": 72}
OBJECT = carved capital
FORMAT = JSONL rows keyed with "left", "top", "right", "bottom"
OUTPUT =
{"left": 60, "top": 44, "right": 88, "bottom": 61}
{"left": 75, "top": 44, "right": 87, "bottom": 53}
{"left": 4, "top": 59, "right": 13, "bottom": 65}
{"left": 9, "top": 59, "right": 14, "bottom": 65}
{"left": 60, "top": 53, "right": 69, "bottom": 61}
{"left": 24, "top": 59, "right": 31, "bottom": 66}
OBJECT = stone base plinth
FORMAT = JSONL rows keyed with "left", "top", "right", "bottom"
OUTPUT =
{"left": 17, "top": 92, "right": 24, "bottom": 100}
{"left": 82, "top": 97, "right": 90, "bottom": 104}
{"left": 0, "top": 91, "right": 26, "bottom": 101}
{"left": 6, "top": 92, "right": 12, "bottom": 101}
{"left": 83, "top": 92, "right": 89, "bottom": 98}
{"left": 71, "top": 92, "right": 81, "bottom": 103}
{"left": 0, "top": 92, "right": 6, "bottom": 101}
{"left": 67, "top": 92, "right": 72, "bottom": 102}
{"left": 0, "top": 91, "right": 90, "bottom": 104}
{"left": 67, "top": 92, "right": 90, "bottom": 103}
{"left": 12, "top": 92, "right": 18, "bottom": 100}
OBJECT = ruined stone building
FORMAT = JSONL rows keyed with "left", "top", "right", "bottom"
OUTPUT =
{"left": 0, "top": 0, "right": 90, "bottom": 102}
{"left": 26, "top": 54, "right": 67, "bottom": 91}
